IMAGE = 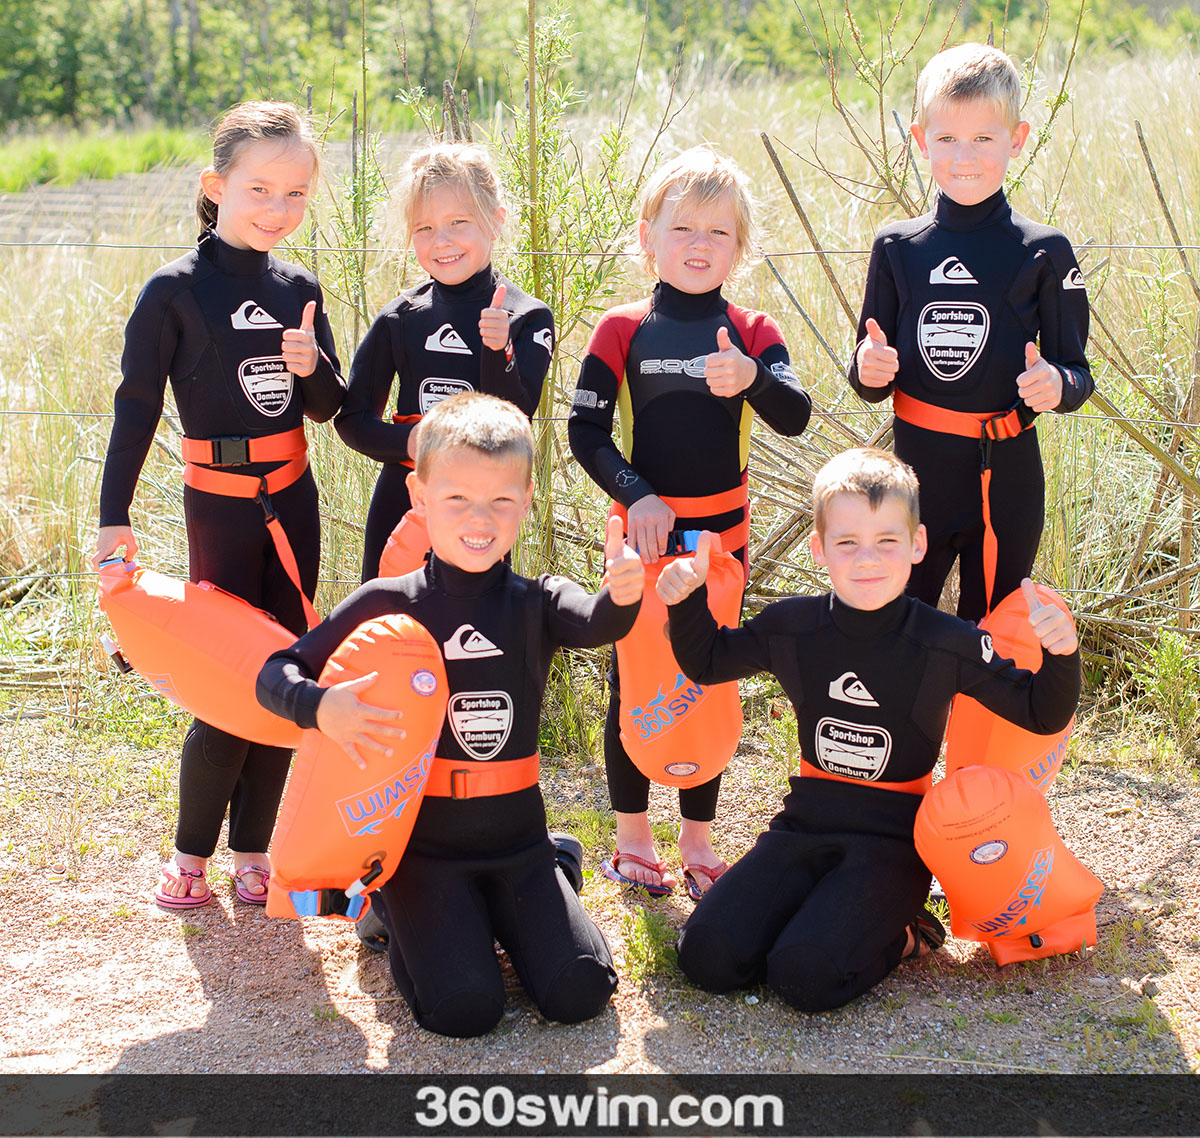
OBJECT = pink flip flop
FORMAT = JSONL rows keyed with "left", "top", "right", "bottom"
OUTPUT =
{"left": 682, "top": 859, "right": 730, "bottom": 902}
{"left": 155, "top": 863, "right": 211, "bottom": 910}
{"left": 232, "top": 864, "right": 270, "bottom": 906}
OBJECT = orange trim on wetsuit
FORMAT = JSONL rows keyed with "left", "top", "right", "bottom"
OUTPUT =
{"left": 391, "top": 413, "right": 423, "bottom": 470}
{"left": 891, "top": 390, "right": 1035, "bottom": 615}
{"left": 799, "top": 759, "right": 932, "bottom": 797}
{"left": 424, "top": 754, "right": 540, "bottom": 799}
{"left": 181, "top": 426, "right": 317, "bottom": 629}
{"left": 608, "top": 474, "right": 751, "bottom": 557}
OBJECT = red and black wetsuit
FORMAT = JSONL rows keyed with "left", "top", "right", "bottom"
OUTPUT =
{"left": 667, "top": 585, "right": 1080, "bottom": 1011}
{"left": 568, "top": 281, "right": 811, "bottom": 819}
{"left": 848, "top": 190, "right": 1093, "bottom": 620}
{"left": 99, "top": 230, "right": 344, "bottom": 859}
{"left": 257, "top": 555, "right": 635, "bottom": 1038}
{"left": 335, "top": 266, "right": 553, "bottom": 580}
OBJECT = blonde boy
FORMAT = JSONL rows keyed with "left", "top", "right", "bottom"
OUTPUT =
{"left": 656, "top": 447, "right": 1079, "bottom": 1011}
{"left": 850, "top": 44, "right": 1093, "bottom": 622}
{"left": 259, "top": 393, "right": 642, "bottom": 1037}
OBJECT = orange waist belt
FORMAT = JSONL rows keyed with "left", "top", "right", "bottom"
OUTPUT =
{"left": 391, "top": 413, "right": 423, "bottom": 470}
{"left": 180, "top": 426, "right": 317, "bottom": 629}
{"left": 424, "top": 753, "right": 540, "bottom": 799}
{"left": 609, "top": 475, "right": 750, "bottom": 558}
{"left": 799, "top": 758, "right": 932, "bottom": 797}
{"left": 891, "top": 390, "right": 1036, "bottom": 615}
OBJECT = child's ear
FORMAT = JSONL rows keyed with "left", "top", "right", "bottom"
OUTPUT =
{"left": 492, "top": 205, "right": 507, "bottom": 233}
{"left": 810, "top": 529, "right": 827, "bottom": 568}
{"left": 637, "top": 217, "right": 652, "bottom": 253}
{"left": 911, "top": 523, "right": 928, "bottom": 565}
{"left": 406, "top": 470, "right": 426, "bottom": 517}
{"left": 199, "top": 166, "right": 225, "bottom": 205}
{"left": 520, "top": 480, "right": 534, "bottom": 518}
{"left": 1010, "top": 120, "right": 1031, "bottom": 156}
{"left": 909, "top": 122, "right": 929, "bottom": 159}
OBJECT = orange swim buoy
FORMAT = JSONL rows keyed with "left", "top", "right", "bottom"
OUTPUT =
{"left": 943, "top": 583, "right": 1076, "bottom": 792}
{"left": 914, "top": 764, "right": 1103, "bottom": 965}
{"left": 266, "top": 613, "right": 448, "bottom": 920}
{"left": 616, "top": 532, "right": 746, "bottom": 789}
{"left": 377, "top": 509, "right": 431, "bottom": 579}
{"left": 97, "top": 559, "right": 302, "bottom": 748}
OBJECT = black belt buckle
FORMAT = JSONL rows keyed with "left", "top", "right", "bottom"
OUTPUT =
{"left": 210, "top": 436, "right": 251, "bottom": 466}
{"left": 450, "top": 769, "right": 469, "bottom": 799}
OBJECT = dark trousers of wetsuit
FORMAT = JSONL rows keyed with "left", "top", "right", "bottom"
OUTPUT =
{"left": 895, "top": 419, "right": 1044, "bottom": 622}
{"left": 174, "top": 469, "right": 319, "bottom": 858}
{"left": 677, "top": 781, "right": 930, "bottom": 1013}
{"left": 369, "top": 788, "right": 617, "bottom": 1038}
{"left": 360, "top": 462, "right": 412, "bottom": 582}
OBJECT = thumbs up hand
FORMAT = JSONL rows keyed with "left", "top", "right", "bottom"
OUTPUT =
{"left": 1016, "top": 341, "right": 1063, "bottom": 412}
{"left": 656, "top": 530, "right": 715, "bottom": 605}
{"left": 282, "top": 299, "right": 319, "bottom": 377}
{"left": 1022, "top": 577, "right": 1078, "bottom": 655}
{"left": 603, "top": 514, "right": 644, "bottom": 606}
{"left": 855, "top": 317, "right": 899, "bottom": 388}
{"left": 479, "top": 284, "right": 511, "bottom": 352}
{"left": 705, "top": 325, "right": 757, "bottom": 397}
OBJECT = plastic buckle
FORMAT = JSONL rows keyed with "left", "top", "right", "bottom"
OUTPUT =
{"left": 255, "top": 481, "right": 277, "bottom": 522}
{"left": 450, "top": 769, "right": 469, "bottom": 799}
{"left": 210, "top": 436, "right": 251, "bottom": 466}
{"left": 664, "top": 530, "right": 702, "bottom": 556}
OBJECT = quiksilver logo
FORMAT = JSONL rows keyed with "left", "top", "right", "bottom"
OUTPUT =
{"left": 929, "top": 256, "right": 978, "bottom": 285}
{"left": 425, "top": 323, "right": 471, "bottom": 354}
{"left": 444, "top": 624, "right": 503, "bottom": 661}
{"left": 981, "top": 633, "right": 994, "bottom": 663}
{"left": 533, "top": 327, "right": 553, "bottom": 352}
{"left": 827, "top": 671, "right": 879, "bottom": 707}
{"left": 1063, "top": 267, "right": 1086, "bottom": 290}
{"left": 231, "top": 300, "right": 282, "bottom": 330}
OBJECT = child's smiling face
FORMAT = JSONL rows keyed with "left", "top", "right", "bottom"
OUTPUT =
{"left": 410, "top": 185, "right": 502, "bottom": 287}
{"left": 910, "top": 98, "right": 1030, "bottom": 207}
{"left": 639, "top": 189, "right": 742, "bottom": 294}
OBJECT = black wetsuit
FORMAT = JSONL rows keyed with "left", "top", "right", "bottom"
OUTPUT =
{"left": 666, "top": 585, "right": 1080, "bottom": 1011}
{"left": 257, "top": 555, "right": 635, "bottom": 1037}
{"left": 848, "top": 190, "right": 1093, "bottom": 619}
{"left": 335, "top": 266, "right": 553, "bottom": 580}
{"left": 99, "top": 230, "right": 345, "bottom": 858}
{"left": 568, "top": 282, "right": 811, "bottom": 819}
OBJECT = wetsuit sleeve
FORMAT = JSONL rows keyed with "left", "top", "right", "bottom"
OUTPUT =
{"left": 299, "top": 282, "right": 346, "bottom": 423}
{"left": 740, "top": 313, "right": 811, "bottom": 436}
{"left": 542, "top": 574, "right": 640, "bottom": 649}
{"left": 478, "top": 303, "right": 553, "bottom": 416}
{"left": 98, "top": 281, "right": 180, "bottom": 528}
{"left": 334, "top": 307, "right": 415, "bottom": 463}
{"left": 568, "top": 311, "right": 655, "bottom": 507}
{"left": 1037, "top": 238, "right": 1093, "bottom": 414}
{"left": 666, "top": 585, "right": 774, "bottom": 683}
{"left": 256, "top": 581, "right": 410, "bottom": 728}
{"left": 847, "top": 233, "right": 898, "bottom": 404}
{"left": 953, "top": 633, "right": 1081, "bottom": 734}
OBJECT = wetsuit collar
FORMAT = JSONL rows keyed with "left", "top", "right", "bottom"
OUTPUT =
{"left": 431, "top": 264, "right": 495, "bottom": 303}
{"left": 197, "top": 230, "right": 271, "bottom": 276}
{"left": 933, "top": 189, "right": 1010, "bottom": 233}
{"left": 827, "top": 591, "right": 910, "bottom": 638}
{"left": 654, "top": 280, "right": 726, "bottom": 321}
{"left": 428, "top": 552, "right": 508, "bottom": 597}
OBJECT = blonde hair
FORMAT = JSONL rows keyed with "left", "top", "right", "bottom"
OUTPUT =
{"left": 403, "top": 143, "right": 505, "bottom": 244}
{"left": 196, "top": 101, "right": 320, "bottom": 232}
{"left": 915, "top": 43, "right": 1023, "bottom": 132}
{"left": 812, "top": 448, "right": 921, "bottom": 536}
{"left": 414, "top": 392, "right": 533, "bottom": 481}
{"left": 631, "top": 146, "right": 758, "bottom": 280}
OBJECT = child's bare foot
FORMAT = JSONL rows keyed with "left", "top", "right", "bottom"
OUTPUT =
{"left": 231, "top": 852, "right": 270, "bottom": 904}
{"left": 155, "top": 851, "right": 211, "bottom": 909}
{"left": 604, "top": 812, "right": 676, "bottom": 894}
{"left": 678, "top": 818, "right": 728, "bottom": 900}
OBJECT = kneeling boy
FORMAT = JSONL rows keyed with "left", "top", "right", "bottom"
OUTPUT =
{"left": 258, "top": 393, "right": 643, "bottom": 1037}
{"left": 656, "top": 447, "right": 1079, "bottom": 1012}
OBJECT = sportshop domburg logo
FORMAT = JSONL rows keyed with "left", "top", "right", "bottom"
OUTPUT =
{"left": 917, "top": 301, "right": 990, "bottom": 381}
{"left": 336, "top": 740, "right": 435, "bottom": 836}
{"left": 627, "top": 672, "right": 709, "bottom": 743}
{"left": 971, "top": 845, "right": 1055, "bottom": 937}
{"left": 238, "top": 356, "right": 293, "bottom": 415}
